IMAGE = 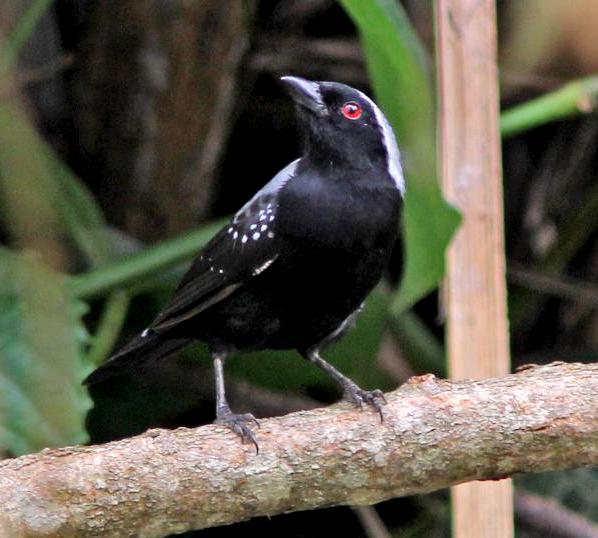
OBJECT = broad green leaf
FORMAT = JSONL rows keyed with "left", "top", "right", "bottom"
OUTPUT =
{"left": 0, "top": 248, "right": 92, "bottom": 455}
{"left": 339, "top": 0, "right": 461, "bottom": 312}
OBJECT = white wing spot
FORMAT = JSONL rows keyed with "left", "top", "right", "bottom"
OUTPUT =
{"left": 260, "top": 224, "right": 268, "bottom": 232}
{"left": 141, "top": 328, "right": 149, "bottom": 337}
{"left": 218, "top": 269, "right": 224, "bottom": 274}
{"left": 252, "top": 232, "right": 260, "bottom": 240}
{"left": 250, "top": 224, "right": 257, "bottom": 230}
{"left": 241, "top": 234, "right": 248, "bottom": 243}
{"left": 267, "top": 231, "right": 275, "bottom": 239}
{"left": 259, "top": 214, "right": 266, "bottom": 221}
{"left": 269, "top": 215, "right": 275, "bottom": 222}
{"left": 253, "top": 258, "right": 275, "bottom": 276}
{"left": 210, "top": 266, "right": 214, "bottom": 272}
{"left": 227, "top": 227, "right": 233, "bottom": 234}
{"left": 233, "top": 231, "right": 238, "bottom": 239}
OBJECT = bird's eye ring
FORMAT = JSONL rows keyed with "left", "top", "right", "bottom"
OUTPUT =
{"left": 341, "top": 101, "right": 362, "bottom": 120}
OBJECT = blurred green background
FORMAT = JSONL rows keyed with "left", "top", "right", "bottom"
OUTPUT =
{"left": 1, "top": 0, "right": 597, "bottom": 536}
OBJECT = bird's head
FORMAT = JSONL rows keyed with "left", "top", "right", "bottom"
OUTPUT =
{"left": 280, "top": 76, "right": 404, "bottom": 194}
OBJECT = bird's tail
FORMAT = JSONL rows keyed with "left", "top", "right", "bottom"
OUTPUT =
{"left": 82, "top": 331, "right": 188, "bottom": 385}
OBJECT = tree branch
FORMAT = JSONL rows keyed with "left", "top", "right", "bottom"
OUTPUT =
{"left": 0, "top": 362, "right": 596, "bottom": 538}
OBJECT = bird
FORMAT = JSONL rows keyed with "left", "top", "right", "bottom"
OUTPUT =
{"left": 84, "top": 76, "right": 405, "bottom": 452}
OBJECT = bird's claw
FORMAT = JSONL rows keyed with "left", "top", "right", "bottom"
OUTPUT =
{"left": 215, "top": 410, "right": 260, "bottom": 453}
{"left": 343, "top": 385, "right": 387, "bottom": 423}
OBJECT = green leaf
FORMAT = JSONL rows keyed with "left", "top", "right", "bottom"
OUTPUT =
{"left": 398, "top": 183, "right": 460, "bottom": 312}
{"left": 339, "top": 0, "right": 461, "bottom": 313}
{"left": 68, "top": 221, "right": 226, "bottom": 300}
{"left": 0, "top": 99, "right": 123, "bottom": 367}
{"left": 500, "top": 76, "right": 598, "bottom": 138}
{"left": 0, "top": 248, "right": 92, "bottom": 455}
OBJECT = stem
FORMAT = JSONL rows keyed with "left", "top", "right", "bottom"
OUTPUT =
{"left": 436, "top": 1, "right": 513, "bottom": 536}
{"left": 0, "top": 0, "right": 55, "bottom": 77}
{"left": 68, "top": 221, "right": 224, "bottom": 300}
{"left": 500, "top": 77, "right": 598, "bottom": 138}
{"left": 515, "top": 490, "right": 598, "bottom": 538}
{"left": 508, "top": 264, "right": 598, "bottom": 308}
{"left": 86, "top": 290, "right": 131, "bottom": 366}
{"left": 387, "top": 312, "right": 445, "bottom": 376}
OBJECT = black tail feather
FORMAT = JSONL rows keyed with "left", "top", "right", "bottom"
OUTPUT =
{"left": 83, "top": 332, "right": 189, "bottom": 385}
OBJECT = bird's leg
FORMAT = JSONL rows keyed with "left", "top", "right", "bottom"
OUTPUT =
{"left": 212, "top": 352, "right": 260, "bottom": 453}
{"left": 304, "top": 348, "right": 386, "bottom": 422}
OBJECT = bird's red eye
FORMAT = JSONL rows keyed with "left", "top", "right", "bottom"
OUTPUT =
{"left": 341, "top": 101, "right": 362, "bottom": 120}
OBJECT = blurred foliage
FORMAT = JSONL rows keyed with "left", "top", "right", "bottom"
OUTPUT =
{"left": 0, "top": 0, "right": 114, "bottom": 453}
{"left": 0, "top": 248, "right": 91, "bottom": 455}
{"left": 517, "top": 468, "right": 598, "bottom": 523}
{"left": 0, "top": 0, "right": 53, "bottom": 77}
{"left": 503, "top": 0, "right": 598, "bottom": 78}
{"left": 0, "top": 102, "right": 113, "bottom": 266}
{"left": 0, "top": 102, "right": 107, "bottom": 454}
{"left": 0, "top": 93, "right": 126, "bottom": 454}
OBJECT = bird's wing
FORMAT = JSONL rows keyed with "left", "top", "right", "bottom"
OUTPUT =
{"left": 150, "top": 159, "right": 300, "bottom": 332}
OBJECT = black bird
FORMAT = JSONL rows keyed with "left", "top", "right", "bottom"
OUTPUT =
{"left": 84, "top": 76, "right": 405, "bottom": 451}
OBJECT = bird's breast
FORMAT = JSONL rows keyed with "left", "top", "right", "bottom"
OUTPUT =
{"left": 277, "top": 171, "right": 401, "bottom": 254}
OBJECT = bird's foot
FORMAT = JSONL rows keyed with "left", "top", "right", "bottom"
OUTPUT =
{"left": 342, "top": 384, "right": 387, "bottom": 423}
{"left": 215, "top": 406, "right": 260, "bottom": 453}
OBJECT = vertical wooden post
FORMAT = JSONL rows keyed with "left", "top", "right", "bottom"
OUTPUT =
{"left": 435, "top": 1, "right": 514, "bottom": 537}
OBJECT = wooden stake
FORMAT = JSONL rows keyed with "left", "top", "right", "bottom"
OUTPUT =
{"left": 435, "top": 1, "right": 514, "bottom": 537}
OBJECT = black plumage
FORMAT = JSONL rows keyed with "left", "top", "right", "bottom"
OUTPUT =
{"left": 84, "top": 76, "right": 405, "bottom": 451}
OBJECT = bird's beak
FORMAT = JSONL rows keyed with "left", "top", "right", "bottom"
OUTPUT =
{"left": 280, "top": 76, "right": 327, "bottom": 116}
